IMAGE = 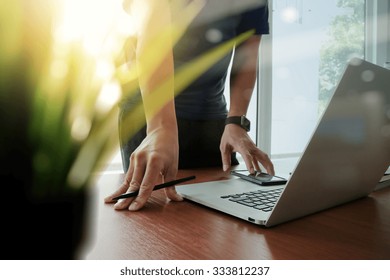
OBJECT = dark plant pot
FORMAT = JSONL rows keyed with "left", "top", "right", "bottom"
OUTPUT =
{"left": 0, "top": 178, "right": 89, "bottom": 260}
{"left": 0, "top": 128, "right": 89, "bottom": 260}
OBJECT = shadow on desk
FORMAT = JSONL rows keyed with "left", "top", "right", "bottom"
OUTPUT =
{"left": 81, "top": 171, "right": 390, "bottom": 260}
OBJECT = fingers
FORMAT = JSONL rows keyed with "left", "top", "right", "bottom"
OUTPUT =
{"left": 262, "top": 155, "right": 275, "bottom": 175}
{"left": 122, "top": 159, "right": 155, "bottom": 211}
{"left": 221, "top": 149, "right": 232, "bottom": 172}
{"left": 242, "top": 154, "right": 256, "bottom": 175}
{"left": 114, "top": 157, "right": 182, "bottom": 211}
{"left": 252, "top": 148, "right": 274, "bottom": 175}
{"left": 110, "top": 164, "right": 143, "bottom": 210}
{"left": 103, "top": 154, "right": 145, "bottom": 210}
{"left": 103, "top": 181, "right": 132, "bottom": 204}
{"left": 252, "top": 160, "right": 261, "bottom": 172}
{"left": 104, "top": 161, "right": 135, "bottom": 204}
{"left": 112, "top": 182, "right": 139, "bottom": 210}
{"left": 128, "top": 167, "right": 184, "bottom": 210}
{"left": 242, "top": 149, "right": 274, "bottom": 176}
{"left": 163, "top": 169, "right": 183, "bottom": 202}
{"left": 221, "top": 126, "right": 274, "bottom": 174}
{"left": 164, "top": 186, "right": 183, "bottom": 202}
{"left": 104, "top": 159, "right": 138, "bottom": 203}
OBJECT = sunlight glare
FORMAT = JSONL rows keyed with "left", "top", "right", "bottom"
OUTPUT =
{"left": 96, "top": 81, "right": 122, "bottom": 114}
{"left": 96, "top": 60, "right": 115, "bottom": 80}
{"left": 71, "top": 116, "right": 92, "bottom": 142}
{"left": 281, "top": 7, "right": 299, "bottom": 23}
{"left": 50, "top": 59, "right": 68, "bottom": 79}
{"left": 55, "top": 0, "right": 131, "bottom": 54}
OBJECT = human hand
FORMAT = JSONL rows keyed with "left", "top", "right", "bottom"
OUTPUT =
{"left": 220, "top": 124, "right": 274, "bottom": 175}
{"left": 104, "top": 127, "right": 182, "bottom": 211}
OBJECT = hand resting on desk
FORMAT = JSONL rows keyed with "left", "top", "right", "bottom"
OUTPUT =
{"left": 104, "top": 128, "right": 183, "bottom": 211}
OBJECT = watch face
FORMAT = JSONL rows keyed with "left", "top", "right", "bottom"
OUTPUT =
{"left": 241, "top": 116, "right": 250, "bottom": 131}
{"left": 225, "top": 116, "right": 250, "bottom": 132}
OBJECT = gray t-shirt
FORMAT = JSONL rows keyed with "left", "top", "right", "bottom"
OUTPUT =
{"left": 174, "top": 2, "right": 270, "bottom": 120}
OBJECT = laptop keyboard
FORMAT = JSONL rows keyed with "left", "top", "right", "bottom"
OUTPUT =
{"left": 221, "top": 188, "right": 284, "bottom": 212}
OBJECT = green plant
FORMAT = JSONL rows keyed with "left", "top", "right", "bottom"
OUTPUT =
{"left": 1, "top": 0, "right": 251, "bottom": 198}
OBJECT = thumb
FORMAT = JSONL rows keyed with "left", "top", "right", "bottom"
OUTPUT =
{"left": 165, "top": 186, "right": 183, "bottom": 202}
{"left": 221, "top": 149, "right": 232, "bottom": 172}
{"left": 163, "top": 170, "right": 183, "bottom": 201}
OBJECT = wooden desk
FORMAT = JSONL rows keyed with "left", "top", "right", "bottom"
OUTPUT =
{"left": 80, "top": 167, "right": 390, "bottom": 260}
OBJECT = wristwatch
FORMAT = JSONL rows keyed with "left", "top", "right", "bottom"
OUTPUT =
{"left": 225, "top": 115, "right": 251, "bottom": 132}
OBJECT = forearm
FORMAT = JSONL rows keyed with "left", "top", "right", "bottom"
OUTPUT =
{"left": 141, "top": 54, "right": 177, "bottom": 135}
{"left": 228, "top": 35, "right": 261, "bottom": 117}
{"left": 132, "top": 0, "right": 177, "bottom": 134}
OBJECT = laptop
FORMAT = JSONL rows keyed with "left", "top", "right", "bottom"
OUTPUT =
{"left": 176, "top": 58, "right": 390, "bottom": 227}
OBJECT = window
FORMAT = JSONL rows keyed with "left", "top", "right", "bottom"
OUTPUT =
{"left": 256, "top": 0, "right": 370, "bottom": 160}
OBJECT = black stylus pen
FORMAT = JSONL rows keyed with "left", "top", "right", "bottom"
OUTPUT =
{"left": 112, "top": 175, "right": 196, "bottom": 201}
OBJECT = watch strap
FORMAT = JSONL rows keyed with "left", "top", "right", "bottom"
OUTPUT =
{"left": 225, "top": 116, "right": 250, "bottom": 132}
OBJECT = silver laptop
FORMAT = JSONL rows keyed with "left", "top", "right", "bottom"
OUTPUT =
{"left": 176, "top": 58, "right": 390, "bottom": 227}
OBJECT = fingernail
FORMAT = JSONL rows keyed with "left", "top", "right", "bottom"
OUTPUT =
{"left": 128, "top": 201, "right": 139, "bottom": 211}
{"left": 113, "top": 202, "right": 121, "bottom": 210}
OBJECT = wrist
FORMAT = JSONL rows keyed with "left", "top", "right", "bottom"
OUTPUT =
{"left": 146, "top": 101, "right": 177, "bottom": 134}
{"left": 147, "top": 119, "right": 178, "bottom": 134}
{"left": 225, "top": 115, "right": 251, "bottom": 132}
